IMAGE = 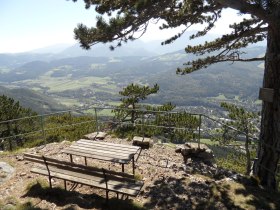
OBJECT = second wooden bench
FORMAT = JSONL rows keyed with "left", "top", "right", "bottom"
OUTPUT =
{"left": 23, "top": 153, "right": 144, "bottom": 202}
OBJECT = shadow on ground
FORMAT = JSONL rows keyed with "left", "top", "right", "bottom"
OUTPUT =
{"left": 22, "top": 176, "right": 280, "bottom": 210}
{"left": 23, "top": 181, "right": 145, "bottom": 210}
{"left": 143, "top": 174, "right": 280, "bottom": 210}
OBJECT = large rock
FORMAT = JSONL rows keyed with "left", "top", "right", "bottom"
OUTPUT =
{"left": 84, "top": 132, "right": 107, "bottom": 140}
{"left": 132, "top": 136, "right": 153, "bottom": 149}
{"left": 0, "top": 162, "right": 15, "bottom": 184}
{"left": 175, "top": 143, "right": 214, "bottom": 164}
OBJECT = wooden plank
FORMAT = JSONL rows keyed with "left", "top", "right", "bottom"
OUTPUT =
{"left": 66, "top": 145, "right": 134, "bottom": 158}
{"left": 34, "top": 165, "right": 105, "bottom": 182}
{"left": 31, "top": 167, "right": 142, "bottom": 196}
{"left": 25, "top": 153, "right": 143, "bottom": 196}
{"left": 62, "top": 148, "right": 131, "bottom": 163}
{"left": 78, "top": 139, "right": 140, "bottom": 151}
{"left": 36, "top": 164, "right": 141, "bottom": 189}
{"left": 24, "top": 153, "right": 104, "bottom": 172}
{"left": 69, "top": 144, "right": 135, "bottom": 156}
{"left": 74, "top": 141, "right": 140, "bottom": 154}
{"left": 75, "top": 143, "right": 139, "bottom": 155}
{"left": 25, "top": 153, "right": 135, "bottom": 179}
{"left": 31, "top": 167, "right": 107, "bottom": 189}
{"left": 32, "top": 163, "right": 142, "bottom": 190}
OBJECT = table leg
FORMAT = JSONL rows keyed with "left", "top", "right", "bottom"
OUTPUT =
{"left": 132, "top": 155, "right": 135, "bottom": 175}
{"left": 122, "top": 164, "right": 124, "bottom": 172}
{"left": 70, "top": 154, "right": 73, "bottom": 163}
{"left": 84, "top": 157, "right": 87, "bottom": 166}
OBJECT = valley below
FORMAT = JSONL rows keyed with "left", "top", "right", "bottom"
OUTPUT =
{"left": 0, "top": 43, "right": 264, "bottom": 117}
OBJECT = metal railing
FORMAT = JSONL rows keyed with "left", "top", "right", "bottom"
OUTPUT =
{"left": 1, "top": 105, "right": 279, "bottom": 183}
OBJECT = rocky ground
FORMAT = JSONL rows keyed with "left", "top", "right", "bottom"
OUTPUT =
{"left": 0, "top": 135, "right": 279, "bottom": 210}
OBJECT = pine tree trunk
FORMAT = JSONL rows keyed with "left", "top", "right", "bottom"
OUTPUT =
{"left": 253, "top": 19, "right": 280, "bottom": 189}
{"left": 245, "top": 132, "right": 251, "bottom": 176}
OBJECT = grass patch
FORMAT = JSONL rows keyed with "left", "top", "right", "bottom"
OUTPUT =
{"left": 0, "top": 196, "right": 42, "bottom": 210}
{"left": 207, "top": 180, "right": 280, "bottom": 210}
{"left": 31, "top": 75, "right": 115, "bottom": 93}
{"left": 134, "top": 173, "right": 143, "bottom": 181}
{"left": 55, "top": 97, "right": 81, "bottom": 107}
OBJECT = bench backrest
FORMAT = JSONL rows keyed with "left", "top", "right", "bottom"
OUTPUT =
{"left": 23, "top": 153, "right": 136, "bottom": 182}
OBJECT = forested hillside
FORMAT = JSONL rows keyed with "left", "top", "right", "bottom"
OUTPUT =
{"left": 0, "top": 46, "right": 264, "bottom": 111}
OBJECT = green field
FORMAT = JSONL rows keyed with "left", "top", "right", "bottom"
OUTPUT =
{"left": 56, "top": 97, "right": 81, "bottom": 107}
{"left": 27, "top": 73, "right": 116, "bottom": 93}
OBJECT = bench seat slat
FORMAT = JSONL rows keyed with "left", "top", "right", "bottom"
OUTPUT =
{"left": 35, "top": 164, "right": 140, "bottom": 187}
{"left": 31, "top": 167, "right": 142, "bottom": 196}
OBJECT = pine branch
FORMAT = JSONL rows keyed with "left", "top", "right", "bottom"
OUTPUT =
{"left": 215, "top": 0, "right": 271, "bottom": 23}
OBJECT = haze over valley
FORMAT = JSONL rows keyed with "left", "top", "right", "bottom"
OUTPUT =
{"left": 0, "top": 38, "right": 264, "bottom": 115}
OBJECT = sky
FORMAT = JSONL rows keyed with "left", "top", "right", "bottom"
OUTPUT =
{"left": 0, "top": 0, "right": 248, "bottom": 53}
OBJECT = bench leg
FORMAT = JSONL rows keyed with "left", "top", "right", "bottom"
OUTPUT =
{"left": 84, "top": 157, "right": 87, "bottom": 166}
{"left": 122, "top": 164, "right": 124, "bottom": 172}
{"left": 64, "top": 180, "right": 67, "bottom": 190}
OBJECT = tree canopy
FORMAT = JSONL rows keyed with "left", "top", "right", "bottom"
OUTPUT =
{"left": 71, "top": 0, "right": 280, "bottom": 189}
{"left": 72, "top": 0, "right": 278, "bottom": 73}
{"left": 0, "top": 95, "right": 36, "bottom": 150}
{"left": 220, "top": 102, "right": 259, "bottom": 175}
{"left": 114, "top": 83, "right": 159, "bottom": 123}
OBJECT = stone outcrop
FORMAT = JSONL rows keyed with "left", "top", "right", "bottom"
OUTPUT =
{"left": 84, "top": 132, "right": 107, "bottom": 140}
{"left": 175, "top": 143, "right": 214, "bottom": 164}
{"left": 132, "top": 136, "right": 153, "bottom": 149}
{"left": 0, "top": 162, "right": 15, "bottom": 184}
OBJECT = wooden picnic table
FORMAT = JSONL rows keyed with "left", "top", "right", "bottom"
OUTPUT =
{"left": 61, "top": 139, "right": 140, "bottom": 174}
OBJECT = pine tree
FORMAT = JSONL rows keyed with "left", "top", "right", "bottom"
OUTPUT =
{"left": 71, "top": 0, "right": 280, "bottom": 189}
{"left": 114, "top": 83, "right": 159, "bottom": 123}
{"left": 0, "top": 95, "right": 36, "bottom": 150}
{"left": 221, "top": 102, "right": 259, "bottom": 175}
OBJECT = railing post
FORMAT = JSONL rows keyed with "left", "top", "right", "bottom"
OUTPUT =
{"left": 7, "top": 121, "right": 13, "bottom": 151}
{"left": 94, "top": 108, "right": 99, "bottom": 132}
{"left": 141, "top": 110, "right": 144, "bottom": 141}
{"left": 40, "top": 115, "right": 46, "bottom": 145}
{"left": 198, "top": 114, "right": 201, "bottom": 149}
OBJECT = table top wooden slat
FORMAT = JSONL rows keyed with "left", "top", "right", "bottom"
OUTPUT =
{"left": 73, "top": 142, "right": 139, "bottom": 155}
{"left": 64, "top": 145, "right": 134, "bottom": 158}
{"left": 77, "top": 139, "right": 140, "bottom": 152}
{"left": 62, "top": 139, "right": 140, "bottom": 165}
{"left": 70, "top": 142, "right": 138, "bottom": 154}
{"left": 76, "top": 144, "right": 139, "bottom": 154}
{"left": 62, "top": 147, "right": 132, "bottom": 162}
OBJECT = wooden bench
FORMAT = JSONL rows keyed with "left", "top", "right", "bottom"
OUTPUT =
{"left": 23, "top": 153, "right": 144, "bottom": 202}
